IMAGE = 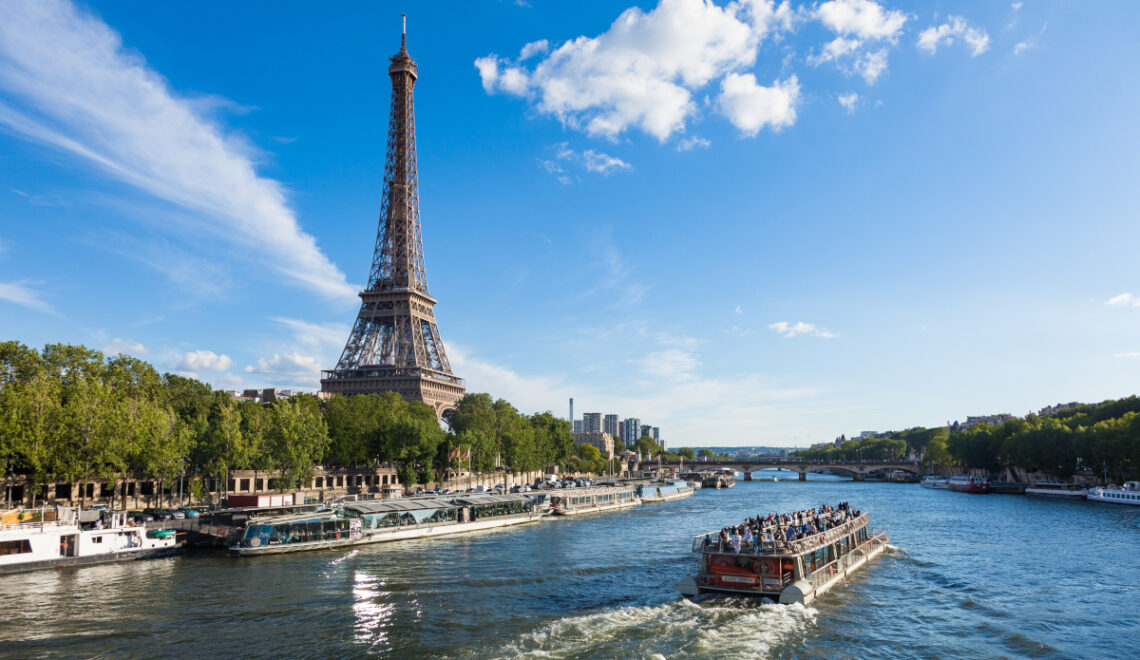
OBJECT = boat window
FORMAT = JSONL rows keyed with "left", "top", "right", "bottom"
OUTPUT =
{"left": 0, "top": 540, "right": 32, "bottom": 555}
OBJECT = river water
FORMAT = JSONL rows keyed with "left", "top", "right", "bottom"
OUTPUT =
{"left": 2, "top": 472, "right": 1137, "bottom": 659}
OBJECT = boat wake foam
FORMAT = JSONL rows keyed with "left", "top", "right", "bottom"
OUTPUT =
{"left": 490, "top": 597, "right": 817, "bottom": 659}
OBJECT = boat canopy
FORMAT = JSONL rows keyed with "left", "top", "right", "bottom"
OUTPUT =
{"left": 451, "top": 495, "right": 530, "bottom": 506}
{"left": 345, "top": 499, "right": 454, "bottom": 514}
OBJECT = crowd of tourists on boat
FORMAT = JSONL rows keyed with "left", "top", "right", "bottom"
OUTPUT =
{"left": 702, "top": 502, "right": 862, "bottom": 553}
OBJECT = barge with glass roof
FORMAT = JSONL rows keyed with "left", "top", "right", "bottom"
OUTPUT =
{"left": 230, "top": 494, "right": 542, "bottom": 556}
{"left": 677, "top": 504, "right": 888, "bottom": 604}
{"left": 548, "top": 486, "right": 641, "bottom": 516}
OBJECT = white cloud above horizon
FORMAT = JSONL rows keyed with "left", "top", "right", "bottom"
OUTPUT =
{"left": 0, "top": 0, "right": 356, "bottom": 302}
{"left": 103, "top": 338, "right": 147, "bottom": 356}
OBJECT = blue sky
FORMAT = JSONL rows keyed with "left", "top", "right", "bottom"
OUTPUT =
{"left": 1, "top": 0, "right": 1138, "bottom": 447}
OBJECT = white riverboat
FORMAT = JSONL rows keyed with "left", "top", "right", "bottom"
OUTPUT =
{"left": 0, "top": 507, "right": 179, "bottom": 574}
{"left": 231, "top": 494, "right": 543, "bottom": 556}
{"left": 678, "top": 504, "right": 888, "bottom": 604}
{"left": 1086, "top": 482, "right": 1140, "bottom": 506}
{"left": 637, "top": 480, "right": 695, "bottom": 504}
{"left": 920, "top": 476, "right": 949, "bottom": 489}
{"left": 1025, "top": 482, "right": 1088, "bottom": 499}
{"left": 549, "top": 486, "right": 640, "bottom": 516}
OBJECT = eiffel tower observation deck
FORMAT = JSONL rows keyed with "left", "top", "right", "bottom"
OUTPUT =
{"left": 321, "top": 17, "right": 465, "bottom": 420}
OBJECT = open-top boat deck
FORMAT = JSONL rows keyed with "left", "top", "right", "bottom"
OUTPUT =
{"left": 678, "top": 503, "right": 889, "bottom": 604}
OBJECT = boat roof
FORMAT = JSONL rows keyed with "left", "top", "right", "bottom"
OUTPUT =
{"left": 453, "top": 494, "right": 531, "bottom": 506}
{"left": 346, "top": 499, "right": 454, "bottom": 514}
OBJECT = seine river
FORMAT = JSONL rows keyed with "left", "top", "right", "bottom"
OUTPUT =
{"left": 2, "top": 473, "right": 1137, "bottom": 659}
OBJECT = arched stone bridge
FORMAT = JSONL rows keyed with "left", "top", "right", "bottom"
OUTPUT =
{"left": 666, "top": 459, "right": 922, "bottom": 481}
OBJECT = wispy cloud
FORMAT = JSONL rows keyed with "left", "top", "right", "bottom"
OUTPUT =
{"left": 0, "top": 0, "right": 355, "bottom": 301}
{"left": 838, "top": 92, "right": 859, "bottom": 113}
{"left": 768, "top": 321, "right": 838, "bottom": 338}
{"left": 676, "top": 135, "right": 711, "bottom": 152}
{"left": 271, "top": 316, "right": 349, "bottom": 350}
{"left": 917, "top": 16, "right": 990, "bottom": 57}
{"left": 1107, "top": 292, "right": 1140, "bottom": 308}
{"left": 1113, "top": 351, "right": 1140, "bottom": 359}
{"left": 0, "top": 279, "right": 59, "bottom": 316}
{"left": 582, "top": 149, "right": 631, "bottom": 175}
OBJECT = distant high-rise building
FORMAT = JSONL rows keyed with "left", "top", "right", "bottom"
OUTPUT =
{"left": 573, "top": 419, "right": 583, "bottom": 433}
{"left": 640, "top": 424, "right": 651, "bottom": 439}
{"left": 652, "top": 427, "right": 660, "bottom": 442}
{"left": 583, "top": 412, "right": 603, "bottom": 433}
{"left": 622, "top": 418, "right": 641, "bottom": 443}
{"left": 569, "top": 397, "right": 574, "bottom": 425}
{"left": 603, "top": 414, "right": 619, "bottom": 438}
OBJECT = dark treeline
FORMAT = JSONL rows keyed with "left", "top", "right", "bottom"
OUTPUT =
{"left": 795, "top": 398, "right": 1140, "bottom": 480}
{"left": 0, "top": 342, "right": 597, "bottom": 499}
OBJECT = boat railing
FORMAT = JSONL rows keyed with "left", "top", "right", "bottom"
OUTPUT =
{"left": 806, "top": 530, "right": 889, "bottom": 591}
{"left": 0, "top": 518, "right": 75, "bottom": 533}
{"left": 691, "top": 513, "right": 870, "bottom": 556}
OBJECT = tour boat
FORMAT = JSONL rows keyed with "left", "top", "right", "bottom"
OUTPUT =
{"left": 677, "top": 505, "right": 888, "bottom": 605}
{"left": 0, "top": 507, "right": 180, "bottom": 574}
{"left": 231, "top": 494, "right": 543, "bottom": 556}
{"left": 1086, "top": 482, "right": 1140, "bottom": 506}
{"left": 920, "top": 475, "right": 949, "bottom": 489}
{"left": 948, "top": 475, "right": 990, "bottom": 494}
{"left": 1025, "top": 482, "right": 1088, "bottom": 499}
{"left": 549, "top": 486, "right": 640, "bottom": 516}
{"left": 636, "top": 480, "right": 695, "bottom": 504}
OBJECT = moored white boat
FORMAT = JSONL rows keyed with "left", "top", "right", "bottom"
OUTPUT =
{"left": 231, "top": 494, "right": 543, "bottom": 556}
{"left": 920, "top": 476, "right": 949, "bottom": 489}
{"left": 0, "top": 507, "right": 179, "bottom": 574}
{"left": 550, "top": 486, "right": 640, "bottom": 516}
{"left": 1025, "top": 482, "right": 1088, "bottom": 499}
{"left": 1086, "top": 482, "right": 1140, "bottom": 506}
{"left": 637, "top": 480, "right": 695, "bottom": 504}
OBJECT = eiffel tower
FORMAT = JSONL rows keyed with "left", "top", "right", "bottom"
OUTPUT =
{"left": 321, "top": 18, "right": 465, "bottom": 420}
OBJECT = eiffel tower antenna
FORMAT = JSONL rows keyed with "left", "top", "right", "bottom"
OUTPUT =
{"left": 321, "top": 18, "right": 465, "bottom": 421}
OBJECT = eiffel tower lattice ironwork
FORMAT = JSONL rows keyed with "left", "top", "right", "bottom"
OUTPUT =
{"left": 321, "top": 19, "right": 465, "bottom": 420}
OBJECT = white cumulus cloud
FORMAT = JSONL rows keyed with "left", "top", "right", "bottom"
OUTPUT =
{"left": 0, "top": 0, "right": 355, "bottom": 301}
{"left": 178, "top": 350, "right": 233, "bottom": 372}
{"left": 917, "top": 16, "right": 990, "bottom": 57}
{"left": 817, "top": 0, "right": 906, "bottom": 41}
{"left": 475, "top": 0, "right": 798, "bottom": 140}
{"left": 243, "top": 352, "right": 324, "bottom": 388}
{"left": 810, "top": 0, "right": 906, "bottom": 84}
{"left": 768, "top": 321, "right": 838, "bottom": 338}
{"left": 718, "top": 73, "right": 799, "bottom": 136}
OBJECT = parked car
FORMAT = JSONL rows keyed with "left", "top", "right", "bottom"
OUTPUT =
{"left": 85, "top": 504, "right": 111, "bottom": 512}
{"left": 129, "top": 512, "right": 154, "bottom": 524}
{"left": 169, "top": 509, "right": 185, "bottom": 520}
{"left": 179, "top": 508, "right": 200, "bottom": 519}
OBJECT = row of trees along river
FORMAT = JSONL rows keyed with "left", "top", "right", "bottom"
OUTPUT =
{"left": 793, "top": 399, "right": 1140, "bottom": 480}
{"left": 0, "top": 342, "right": 683, "bottom": 503}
